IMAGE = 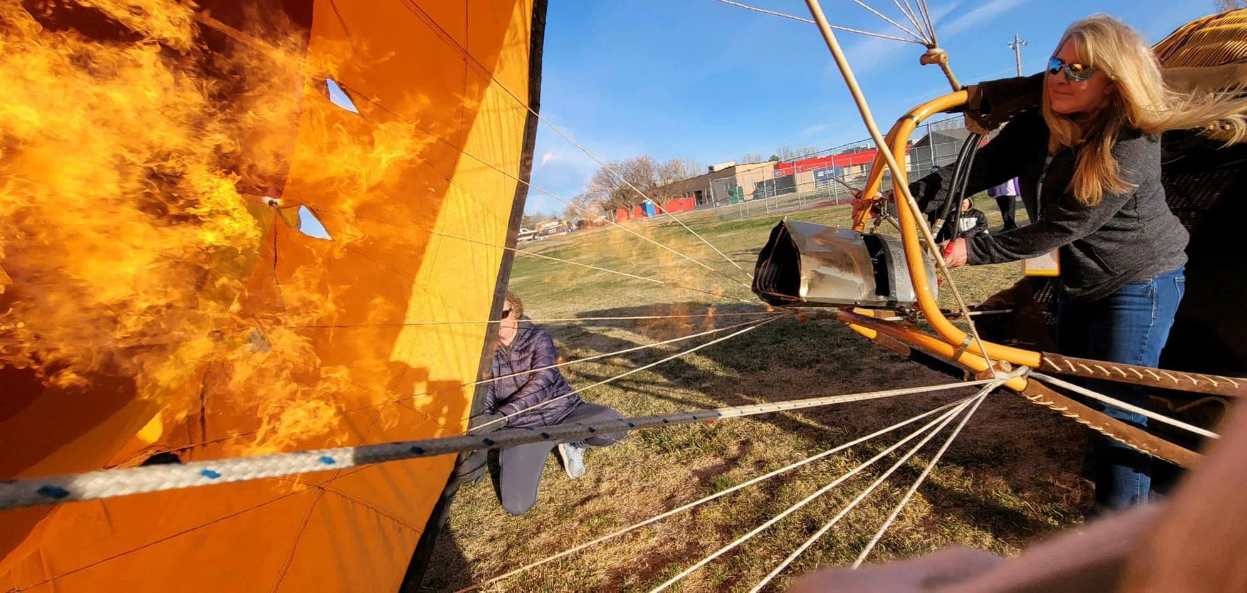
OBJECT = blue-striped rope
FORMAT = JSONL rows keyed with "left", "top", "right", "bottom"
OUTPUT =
{"left": 0, "top": 379, "right": 994, "bottom": 510}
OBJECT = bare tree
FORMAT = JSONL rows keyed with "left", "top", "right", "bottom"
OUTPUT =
{"left": 795, "top": 146, "right": 822, "bottom": 159}
{"left": 521, "top": 212, "right": 554, "bottom": 229}
{"left": 771, "top": 145, "right": 823, "bottom": 163}
{"left": 739, "top": 153, "right": 766, "bottom": 164}
{"left": 652, "top": 159, "right": 685, "bottom": 205}
{"left": 773, "top": 144, "right": 823, "bottom": 160}
{"left": 584, "top": 155, "right": 705, "bottom": 212}
{"left": 657, "top": 156, "right": 701, "bottom": 184}
{"left": 565, "top": 192, "right": 601, "bottom": 221}
{"left": 586, "top": 156, "right": 660, "bottom": 212}
{"left": 1215, "top": 0, "right": 1245, "bottom": 10}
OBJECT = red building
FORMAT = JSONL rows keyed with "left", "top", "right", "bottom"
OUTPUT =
{"left": 658, "top": 197, "right": 696, "bottom": 213}
{"left": 772, "top": 144, "right": 912, "bottom": 178}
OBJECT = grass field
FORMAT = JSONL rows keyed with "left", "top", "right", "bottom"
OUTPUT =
{"left": 423, "top": 199, "right": 1089, "bottom": 592}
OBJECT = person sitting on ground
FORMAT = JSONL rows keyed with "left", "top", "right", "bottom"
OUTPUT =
{"left": 475, "top": 291, "right": 624, "bottom": 515}
{"left": 935, "top": 197, "right": 989, "bottom": 242}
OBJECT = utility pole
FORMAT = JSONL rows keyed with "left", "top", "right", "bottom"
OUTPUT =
{"left": 1008, "top": 34, "right": 1027, "bottom": 76}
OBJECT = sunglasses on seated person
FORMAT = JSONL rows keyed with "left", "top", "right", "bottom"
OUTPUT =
{"left": 500, "top": 308, "right": 512, "bottom": 320}
{"left": 1047, "top": 56, "right": 1096, "bottom": 82}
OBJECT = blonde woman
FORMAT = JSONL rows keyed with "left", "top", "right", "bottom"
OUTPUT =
{"left": 909, "top": 15, "right": 1245, "bottom": 512}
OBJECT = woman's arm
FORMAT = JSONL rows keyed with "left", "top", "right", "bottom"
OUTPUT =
{"left": 483, "top": 378, "right": 498, "bottom": 415}
{"left": 965, "top": 135, "right": 1156, "bottom": 265}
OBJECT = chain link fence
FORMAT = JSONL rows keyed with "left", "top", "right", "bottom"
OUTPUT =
{"left": 707, "top": 116, "right": 972, "bottom": 222}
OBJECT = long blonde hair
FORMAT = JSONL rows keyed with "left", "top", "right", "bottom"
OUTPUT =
{"left": 1042, "top": 15, "right": 1247, "bottom": 207}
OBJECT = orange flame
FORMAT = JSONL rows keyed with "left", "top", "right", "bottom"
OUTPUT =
{"left": 1, "top": 1, "right": 436, "bottom": 457}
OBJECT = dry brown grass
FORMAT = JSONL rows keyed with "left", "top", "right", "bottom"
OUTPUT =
{"left": 422, "top": 199, "right": 1089, "bottom": 592}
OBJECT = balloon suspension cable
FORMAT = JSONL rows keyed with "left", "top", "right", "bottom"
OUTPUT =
{"left": 456, "top": 395, "right": 973, "bottom": 592}
{"left": 292, "top": 310, "right": 777, "bottom": 330}
{"left": 803, "top": 0, "right": 996, "bottom": 377}
{"left": 849, "top": 0, "right": 929, "bottom": 44}
{"left": 472, "top": 314, "right": 789, "bottom": 432}
{"left": 915, "top": 0, "right": 940, "bottom": 46}
{"left": 654, "top": 391, "right": 984, "bottom": 592}
{"left": 888, "top": 0, "right": 929, "bottom": 44}
{"left": 388, "top": 0, "right": 755, "bottom": 285}
{"left": 750, "top": 374, "right": 1012, "bottom": 590}
{"left": 1032, "top": 372, "right": 1219, "bottom": 440}
{"left": 157, "top": 315, "right": 787, "bottom": 457}
{"left": 0, "top": 377, "right": 999, "bottom": 511}
{"left": 850, "top": 380, "right": 994, "bottom": 567}
{"left": 426, "top": 229, "right": 754, "bottom": 304}
{"left": 705, "top": 0, "right": 926, "bottom": 44}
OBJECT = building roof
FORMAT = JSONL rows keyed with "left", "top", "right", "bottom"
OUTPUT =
{"left": 912, "top": 127, "right": 969, "bottom": 146}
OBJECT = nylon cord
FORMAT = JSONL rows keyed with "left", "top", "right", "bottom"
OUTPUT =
{"left": 455, "top": 396, "right": 972, "bottom": 592}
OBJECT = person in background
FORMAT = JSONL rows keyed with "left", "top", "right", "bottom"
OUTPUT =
{"left": 936, "top": 197, "right": 989, "bottom": 242}
{"left": 474, "top": 292, "right": 624, "bottom": 515}
{"left": 987, "top": 177, "right": 1021, "bottom": 231}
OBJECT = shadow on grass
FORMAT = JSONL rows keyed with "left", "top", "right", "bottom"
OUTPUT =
{"left": 420, "top": 528, "right": 472, "bottom": 592}
{"left": 559, "top": 301, "right": 1085, "bottom": 530}
{"left": 424, "top": 300, "right": 1087, "bottom": 590}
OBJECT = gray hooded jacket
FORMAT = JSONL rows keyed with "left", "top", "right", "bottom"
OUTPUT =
{"left": 910, "top": 109, "right": 1188, "bottom": 301}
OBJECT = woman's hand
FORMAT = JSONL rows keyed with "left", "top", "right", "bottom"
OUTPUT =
{"left": 942, "top": 237, "right": 968, "bottom": 269}
{"left": 851, "top": 190, "right": 887, "bottom": 221}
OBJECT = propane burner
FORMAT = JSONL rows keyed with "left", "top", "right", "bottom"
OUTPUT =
{"left": 752, "top": 219, "right": 935, "bottom": 308}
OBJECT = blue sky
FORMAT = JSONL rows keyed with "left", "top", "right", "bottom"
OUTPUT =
{"left": 526, "top": 0, "right": 1215, "bottom": 215}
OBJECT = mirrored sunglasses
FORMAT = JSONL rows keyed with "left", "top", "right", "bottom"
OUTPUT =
{"left": 1047, "top": 56, "right": 1095, "bottom": 82}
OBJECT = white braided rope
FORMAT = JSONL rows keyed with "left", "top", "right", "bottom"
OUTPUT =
{"left": 1032, "top": 372, "right": 1219, "bottom": 440}
{"left": 456, "top": 397, "right": 969, "bottom": 592}
{"left": 0, "top": 379, "right": 994, "bottom": 510}
{"left": 651, "top": 393, "right": 982, "bottom": 592}
{"left": 749, "top": 380, "right": 1002, "bottom": 591}
{"left": 851, "top": 387, "right": 990, "bottom": 567}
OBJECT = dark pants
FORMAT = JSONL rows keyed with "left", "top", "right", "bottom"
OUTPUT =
{"left": 995, "top": 195, "right": 1018, "bottom": 231}
{"left": 498, "top": 402, "right": 623, "bottom": 515}
{"left": 1056, "top": 267, "right": 1185, "bottom": 512}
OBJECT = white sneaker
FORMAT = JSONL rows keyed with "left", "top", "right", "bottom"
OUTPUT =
{"left": 557, "top": 443, "right": 586, "bottom": 479}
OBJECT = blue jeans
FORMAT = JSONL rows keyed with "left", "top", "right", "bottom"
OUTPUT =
{"left": 1056, "top": 267, "right": 1185, "bottom": 512}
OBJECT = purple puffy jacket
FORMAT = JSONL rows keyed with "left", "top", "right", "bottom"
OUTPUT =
{"left": 484, "top": 320, "right": 581, "bottom": 428}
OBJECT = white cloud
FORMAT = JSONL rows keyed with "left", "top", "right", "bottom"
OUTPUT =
{"left": 840, "top": 32, "right": 908, "bottom": 72}
{"left": 801, "top": 123, "right": 829, "bottom": 137}
{"left": 539, "top": 151, "right": 556, "bottom": 167}
{"left": 941, "top": 0, "right": 1030, "bottom": 39}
